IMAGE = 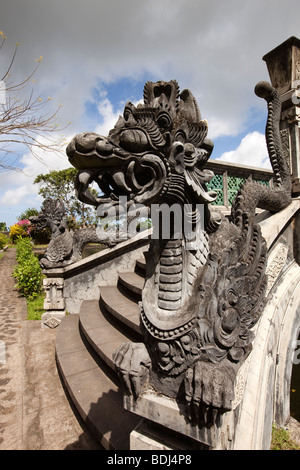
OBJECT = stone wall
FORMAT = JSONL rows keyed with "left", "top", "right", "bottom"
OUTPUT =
{"left": 232, "top": 203, "right": 300, "bottom": 449}
{"left": 63, "top": 238, "right": 149, "bottom": 314}
{"left": 42, "top": 230, "right": 150, "bottom": 322}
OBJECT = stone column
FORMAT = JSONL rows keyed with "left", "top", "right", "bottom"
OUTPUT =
{"left": 42, "top": 277, "right": 66, "bottom": 328}
{"left": 263, "top": 36, "right": 300, "bottom": 195}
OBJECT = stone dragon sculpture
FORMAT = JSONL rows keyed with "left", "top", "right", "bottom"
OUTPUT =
{"left": 30, "top": 198, "right": 115, "bottom": 268}
{"left": 66, "top": 80, "right": 291, "bottom": 426}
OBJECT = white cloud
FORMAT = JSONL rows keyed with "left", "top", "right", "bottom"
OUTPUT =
{"left": 20, "top": 136, "right": 71, "bottom": 177}
{"left": 207, "top": 116, "right": 242, "bottom": 140}
{"left": 0, "top": 184, "right": 39, "bottom": 206}
{"left": 215, "top": 131, "right": 271, "bottom": 169}
{"left": 1, "top": 0, "right": 298, "bottom": 139}
{"left": 0, "top": 134, "right": 72, "bottom": 225}
{"left": 0, "top": 0, "right": 297, "bottom": 225}
{"left": 94, "top": 96, "right": 122, "bottom": 136}
{"left": 94, "top": 95, "right": 143, "bottom": 136}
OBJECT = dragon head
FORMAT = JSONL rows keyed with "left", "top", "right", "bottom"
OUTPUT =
{"left": 29, "top": 199, "right": 67, "bottom": 235}
{"left": 66, "top": 81, "right": 217, "bottom": 216}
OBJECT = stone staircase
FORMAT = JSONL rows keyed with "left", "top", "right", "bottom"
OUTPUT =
{"left": 55, "top": 256, "right": 146, "bottom": 450}
{"left": 55, "top": 200, "right": 300, "bottom": 450}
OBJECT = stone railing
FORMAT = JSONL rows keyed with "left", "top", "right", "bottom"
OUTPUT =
{"left": 41, "top": 228, "right": 151, "bottom": 327}
{"left": 206, "top": 160, "right": 274, "bottom": 207}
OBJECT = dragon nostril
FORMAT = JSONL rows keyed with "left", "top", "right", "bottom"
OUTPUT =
{"left": 184, "top": 143, "right": 195, "bottom": 156}
{"left": 174, "top": 142, "right": 184, "bottom": 155}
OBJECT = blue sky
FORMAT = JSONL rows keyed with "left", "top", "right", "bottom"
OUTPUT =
{"left": 0, "top": 0, "right": 299, "bottom": 227}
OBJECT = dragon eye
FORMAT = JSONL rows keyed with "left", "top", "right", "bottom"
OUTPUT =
{"left": 174, "top": 130, "right": 187, "bottom": 143}
{"left": 157, "top": 111, "right": 172, "bottom": 128}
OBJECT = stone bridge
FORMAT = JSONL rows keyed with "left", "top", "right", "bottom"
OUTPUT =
{"left": 44, "top": 37, "right": 300, "bottom": 450}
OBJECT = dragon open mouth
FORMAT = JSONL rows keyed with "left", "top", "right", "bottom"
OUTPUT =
{"left": 96, "top": 160, "right": 158, "bottom": 201}
{"left": 73, "top": 151, "right": 169, "bottom": 209}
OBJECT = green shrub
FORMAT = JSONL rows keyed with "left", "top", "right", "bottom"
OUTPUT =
{"left": 15, "top": 237, "right": 32, "bottom": 263}
{"left": 0, "top": 233, "right": 9, "bottom": 249}
{"left": 13, "top": 237, "right": 44, "bottom": 300}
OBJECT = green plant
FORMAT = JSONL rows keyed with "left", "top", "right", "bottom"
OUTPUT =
{"left": 15, "top": 236, "right": 33, "bottom": 263}
{"left": 271, "top": 422, "right": 300, "bottom": 450}
{"left": 12, "top": 237, "right": 44, "bottom": 301}
{"left": 0, "top": 232, "right": 9, "bottom": 249}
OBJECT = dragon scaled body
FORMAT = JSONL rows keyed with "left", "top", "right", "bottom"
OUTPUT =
{"left": 66, "top": 80, "right": 291, "bottom": 425}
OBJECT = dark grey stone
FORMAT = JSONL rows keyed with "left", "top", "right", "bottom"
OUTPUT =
{"left": 67, "top": 79, "right": 292, "bottom": 429}
{"left": 30, "top": 198, "right": 117, "bottom": 268}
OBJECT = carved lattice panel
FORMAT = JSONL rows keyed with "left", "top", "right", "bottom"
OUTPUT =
{"left": 228, "top": 176, "right": 246, "bottom": 205}
{"left": 206, "top": 173, "right": 224, "bottom": 205}
{"left": 207, "top": 174, "right": 270, "bottom": 206}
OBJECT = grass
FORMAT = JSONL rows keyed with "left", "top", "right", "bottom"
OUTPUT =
{"left": 271, "top": 422, "right": 300, "bottom": 450}
{"left": 26, "top": 293, "right": 45, "bottom": 320}
{"left": 32, "top": 244, "right": 48, "bottom": 250}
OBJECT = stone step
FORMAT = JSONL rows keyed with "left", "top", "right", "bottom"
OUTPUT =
{"left": 100, "top": 285, "right": 141, "bottom": 335}
{"left": 135, "top": 257, "right": 146, "bottom": 275}
{"left": 55, "top": 314, "right": 140, "bottom": 449}
{"left": 79, "top": 299, "right": 140, "bottom": 372}
{"left": 118, "top": 271, "right": 145, "bottom": 297}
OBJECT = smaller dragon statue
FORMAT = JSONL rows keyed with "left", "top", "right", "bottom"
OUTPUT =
{"left": 30, "top": 198, "right": 115, "bottom": 268}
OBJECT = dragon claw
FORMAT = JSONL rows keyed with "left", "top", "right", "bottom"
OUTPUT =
{"left": 113, "top": 342, "right": 151, "bottom": 399}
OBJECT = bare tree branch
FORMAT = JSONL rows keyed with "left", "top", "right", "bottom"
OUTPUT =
{"left": 0, "top": 34, "right": 69, "bottom": 172}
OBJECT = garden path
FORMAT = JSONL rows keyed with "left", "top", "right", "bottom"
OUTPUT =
{"left": 0, "top": 247, "right": 299, "bottom": 450}
{"left": 0, "top": 248, "right": 101, "bottom": 450}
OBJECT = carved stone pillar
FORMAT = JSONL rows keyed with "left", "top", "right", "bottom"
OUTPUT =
{"left": 263, "top": 36, "right": 300, "bottom": 195}
{"left": 42, "top": 277, "right": 66, "bottom": 328}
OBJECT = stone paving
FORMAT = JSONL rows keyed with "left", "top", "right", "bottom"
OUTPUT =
{"left": 0, "top": 247, "right": 299, "bottom": 450}
{"left": 0, "top": 248, "right": 102, "bottom": 450}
